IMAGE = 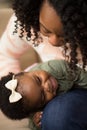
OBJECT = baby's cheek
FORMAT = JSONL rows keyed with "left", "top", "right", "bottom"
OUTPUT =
{"left": 46, "top": 94, "right": 55, "bottom": 103}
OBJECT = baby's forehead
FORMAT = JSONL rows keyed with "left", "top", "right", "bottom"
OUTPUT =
{"left": 15, "top": 72, "right": 25, "bottom": 89}
{"left": 15, "top": 72, "right": 29, "bottom": 82}
{"left": 15, "top": 72, "right": 25, "bottom": 77}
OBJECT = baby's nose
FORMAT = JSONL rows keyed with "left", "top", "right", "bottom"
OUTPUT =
{"left": 43, "top": 82, "right": 52, "bottom": 93}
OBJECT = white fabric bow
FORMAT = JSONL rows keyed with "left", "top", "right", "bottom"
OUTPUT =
{"left": 5, "top": 78, "right": 22, "bottom": 103}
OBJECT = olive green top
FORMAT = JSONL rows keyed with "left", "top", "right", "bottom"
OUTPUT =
{"left": 31, "top": 60, "right": 87, "bottom": 94}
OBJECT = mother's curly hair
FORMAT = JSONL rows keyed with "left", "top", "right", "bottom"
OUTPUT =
{"left": 12, "top": 0, "right": 87, "bottom": 69}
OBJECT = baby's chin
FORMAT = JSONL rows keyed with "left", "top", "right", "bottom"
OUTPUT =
{"left": 47, "top": 95, "right": 56, "bottom": 103}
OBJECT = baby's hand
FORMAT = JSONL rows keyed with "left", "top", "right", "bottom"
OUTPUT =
{"left": 33, "top": 111, "right": 43, "bottom": 127}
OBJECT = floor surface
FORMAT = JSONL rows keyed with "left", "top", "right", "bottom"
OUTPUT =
{"left": 0, "top": 111, "right": 30, "bottom": 130}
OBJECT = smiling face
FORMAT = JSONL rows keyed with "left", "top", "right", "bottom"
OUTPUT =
{"left": 39, "top": 1, "right": 64, "bottom": 46}
{"left": 16, "top": 70, "right": 58, "bottom": 111}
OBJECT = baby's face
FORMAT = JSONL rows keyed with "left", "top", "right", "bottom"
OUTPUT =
{"left": 16, "top": 70, "right": 58, "bottom": 110}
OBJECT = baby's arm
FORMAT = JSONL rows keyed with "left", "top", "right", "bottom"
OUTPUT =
{"left": 33, "top": 111, "right": 43, "bottom": 128}
{"left": 29, "top": 112, "right": 42, "bottom": 130}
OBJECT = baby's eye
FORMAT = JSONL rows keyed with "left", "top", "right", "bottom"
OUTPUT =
{"left": 35, "top": 76, "right": 41, "bottom": 85}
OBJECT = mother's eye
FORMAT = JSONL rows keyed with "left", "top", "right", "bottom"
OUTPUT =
{"left": 40, "top": 24, "right": 51, "bottom": 36}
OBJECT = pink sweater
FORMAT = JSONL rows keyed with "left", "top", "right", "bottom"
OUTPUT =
{"left": 0, "top": 14, "right": 71, "bottom": 78}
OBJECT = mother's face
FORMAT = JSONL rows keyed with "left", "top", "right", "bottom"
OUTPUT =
{"left": 39, "top": 1, "right": 64, "bottom": 47}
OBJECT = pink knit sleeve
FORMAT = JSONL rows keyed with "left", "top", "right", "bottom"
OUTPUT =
{"left": 0, "top": 14, "right": 30, "bottom": 78}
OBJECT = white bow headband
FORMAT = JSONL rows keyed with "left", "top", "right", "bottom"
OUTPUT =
{"left": 5, "top": 75, "right": 22, "bottom": 103}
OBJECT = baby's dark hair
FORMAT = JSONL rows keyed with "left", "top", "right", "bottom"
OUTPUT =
{"left": 12, "top": 0, "right": 87, "bottom": 69}
{"left": 0, "top": 73, "right": 37, "bottom": 120}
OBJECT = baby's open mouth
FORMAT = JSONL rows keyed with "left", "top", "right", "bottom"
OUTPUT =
{"left": 49, "top": 76, "right": 58, "bottom": 93}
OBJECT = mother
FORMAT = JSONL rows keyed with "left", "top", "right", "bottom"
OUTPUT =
{"left": 0, "top": 0, "right": 87, "bottom": 129}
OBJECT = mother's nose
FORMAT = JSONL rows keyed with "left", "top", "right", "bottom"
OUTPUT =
{"left": 48, "top": 34, "right": 64, "bottom": 47}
